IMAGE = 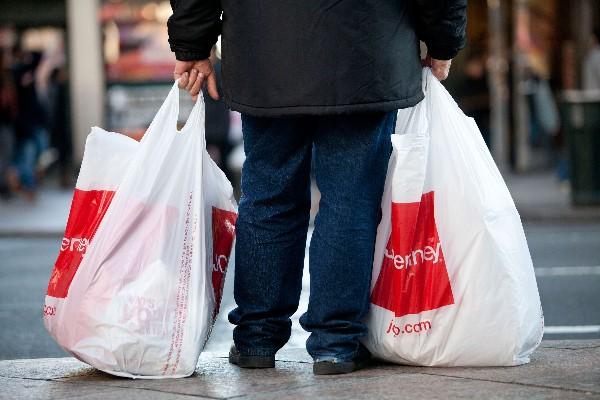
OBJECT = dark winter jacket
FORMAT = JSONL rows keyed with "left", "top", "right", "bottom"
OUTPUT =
{"left": 168, "top": 1, "right": 467, "bottom": 117}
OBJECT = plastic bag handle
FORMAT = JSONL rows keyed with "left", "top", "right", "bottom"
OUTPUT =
{"left": 168, "top": 79, "right": 205, "bottom": 134}
{"left": 139, "top": 80, "right": 206, "bottom": 148}
{"left": 144, "top": 79, "right": 204, "bottom": 136}
{"left": 422, "top": 67, "right": 433, "bottom": 94}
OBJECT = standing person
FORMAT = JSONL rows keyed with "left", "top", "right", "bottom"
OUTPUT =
{"left": 0, "top": 50, "right": 17, "bottom": 198}
{"left": 9, "top": 48, "right": 48, "bottom": 200}
{"left": 459, "top": 51, "right": 491, "bottom": 147}
{"left": 168, "top": 0, "right": 466, "bottom": 375}
{"left": 47, "top": 64, "right": 72, "bottom": 188}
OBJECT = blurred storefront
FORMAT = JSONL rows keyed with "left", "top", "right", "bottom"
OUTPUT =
{"left": 101, "top": 0, "right": 194, "bottom": 141}
{"left": 1, "top": 0, "right": 191, "bottom": 163}
{"left": 0, "top": 0, "right": 73, "bottom": 190}
{"left": 1, "top": 0, "right": 599, "bottom": 175}
{"left": 450, "top": 0, "right": 600, "bottom": 173}
{"left": 0, "top": 0, "right": 99, "bottom": 165}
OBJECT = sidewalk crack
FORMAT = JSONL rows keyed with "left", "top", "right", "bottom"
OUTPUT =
{"left": 1, "top": 375, "right": 221, "bottom": 399}
{"left": 223, "top": 382, "right": 321, "bottom": 400}
{"left": 414, "top": 371, "right": 600, "bottom": 395}
{"left": 0, "top": 376, "right": 55, "bottom": 381}
{"left": 82, "top": 383, "right": 221, "bottom": 399}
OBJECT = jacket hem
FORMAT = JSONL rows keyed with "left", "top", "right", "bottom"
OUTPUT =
{"left": 174, "top": 49, "right": 211, "bottom": 61}
{"left": 223, "top": 92, "right": 425, "bottom": 117}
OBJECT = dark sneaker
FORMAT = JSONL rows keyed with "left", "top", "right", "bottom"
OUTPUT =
{"left": 313, "top": 345, "right": 372, "bottom": 375}
{"left": 228, "top": 344, "right": 275, "bottom": 369}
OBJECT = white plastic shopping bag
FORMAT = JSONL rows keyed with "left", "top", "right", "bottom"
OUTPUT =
{"left": 364, "top": 69, "right": 544, "bottom": 367}
{"left": 44, "top": 83, "right": 237, "bottom": 378}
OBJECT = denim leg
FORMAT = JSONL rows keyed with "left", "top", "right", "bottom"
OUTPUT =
{"left": 300, "top": 111, "right": 395, "bottom": 361}
{"left": 228, "top": 114, "right": 313, "bottom": 356}
{"left": 13, "top": 137, "right": 37, "bottom": 190}
{"left": 34, "top": 127, "right": 50, "bottom": 157}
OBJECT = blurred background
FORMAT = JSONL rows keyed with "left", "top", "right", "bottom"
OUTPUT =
{"left": 0, "top": 0, "right": 599, "bottom": 360}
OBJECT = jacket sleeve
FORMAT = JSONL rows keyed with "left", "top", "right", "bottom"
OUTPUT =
{"left": 412, "top": 0, "right": 467, "bottom": 60}
{"left": 167, "top": 0, "right": 222, "bottom": 61}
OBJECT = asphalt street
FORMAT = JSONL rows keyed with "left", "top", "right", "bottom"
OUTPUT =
{"left": 0, "top": 222, "right": 599, "bottom": 360}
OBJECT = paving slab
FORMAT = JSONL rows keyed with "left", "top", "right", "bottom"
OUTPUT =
{"left": 505, "top": 172, "right": 600, "bottom": 222}
{"left": 0, "top": 340, "right": 598, "bottom": 400}
{"left": 401, "top": 340, "right": 600, "bottom": 394}
{"left": 0, "top": 188, "right": 71, "bottom": 236}
{"left": 2, "top": 377, "right": 207, "bottom": 400}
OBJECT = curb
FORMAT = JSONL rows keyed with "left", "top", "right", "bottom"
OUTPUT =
{"left": 0, "top": 231, "right": 63, "bottom": 238}
{"left": 1, "top": 341, "right": 599, "bottom": 400}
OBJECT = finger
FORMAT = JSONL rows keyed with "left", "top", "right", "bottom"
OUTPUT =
{"left": 186, "top": 69, "right": 199, "bottom": 91}
{"left": 196, "top": 72, "right": 206, "bottom": 94}
{"left": 431, "top": 61, "right": 450, "bottom": 81}
{"left": 432, "top": 68, "right": 447, "bottom": 81}
{"left": 173, "top": 61, "right": 191, "bottom": 76}
{"left": 190, "top": 72, "right": 203, "bottom": 98}
{"left": 178, "top": 72, "right": 189, "bottom": 88}
{"left": 439, "top": 65, "right": 450, "bottom": 80}
{"left": 437, "top": 71, "right": 449, "bottom": 81}
{"left": 207, "top": 73, "right": 219, "bottom": 100}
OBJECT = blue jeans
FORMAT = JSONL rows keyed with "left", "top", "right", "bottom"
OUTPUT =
{"left": 13, "top": 126, "right": 49, "bottom": 190}
{"left": 228, "top": 111, "right": 395, "bottom": 361}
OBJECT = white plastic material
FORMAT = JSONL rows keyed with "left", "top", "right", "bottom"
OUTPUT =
{"left": 364, "top": 69, "right": 544, "bottom": 367}
{"left": 44, "top": 83, "right": 237, "bottom": 378}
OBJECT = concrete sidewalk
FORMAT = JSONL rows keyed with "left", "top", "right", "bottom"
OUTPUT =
{"left": 0, "top": 171, "right": 599, "bottom": 237}
{"left": 0, "top": 187, "right": 71, "bottom": 236}
{"left": 505, "top": 172, "right": 600, "bottom": 222}
{"left": 1, "top": 340, "right": 598, "bottom": 400}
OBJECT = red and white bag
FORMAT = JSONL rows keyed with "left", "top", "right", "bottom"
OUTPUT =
{"left": 44, "top": 83, "right": 237, "bottom": 378}
{"left": 364, "top": 69, "right": 544, "bottom": 366}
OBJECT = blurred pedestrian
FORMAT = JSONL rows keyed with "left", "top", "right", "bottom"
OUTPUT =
{"left": 0, "top": 50, "right": 17, "bottom": 198}
{"left": 8, "top": 47, "right": 49, "bottom": 200}
{"left": 459, "top": 51, "right": 491, "bottom": 146}
{"left": 524, "top": 68, "right": 560, "bottom": 148}
{"left": 47, "top": 63, "right": 72, "bottom": 188}
{"left": 168, "top": 0, "right": 466, "bottom": 374}
{"left": 583, "top": 28, "right": 600, "bottom": 91}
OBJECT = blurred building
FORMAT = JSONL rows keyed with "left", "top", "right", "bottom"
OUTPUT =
{"left": 449, "top": 0, "right": 600, "bottom": 172}
{"left": 1, "top": 0, "right": 183, "bottom": 163}
{"left": 1, "top": 0, "right": 599, "bottom": 173}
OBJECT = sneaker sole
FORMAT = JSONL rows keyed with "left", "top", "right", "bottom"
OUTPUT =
{"left": 313, "top": 359, "right": 369, "bottom": 375}
{"left": 229, "top": 353, "right": 275, "bottom": 369}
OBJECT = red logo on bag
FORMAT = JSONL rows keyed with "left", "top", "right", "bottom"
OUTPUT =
{"left": 211, "top": 207, "right": 237, "bottom": 318}
{"left": 43, "top": 304, "right": 56, "bottom": 316}
{"left": 46, "top": 189, "right": 115, "bottom": 299}
{"left": 371, "top": 191, "right": 454, "bottom": 317}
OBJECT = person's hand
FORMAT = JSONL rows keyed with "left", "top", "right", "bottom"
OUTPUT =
{"left": 423, "top": 54, "right": 452, "bottom": 81}
{"left": 173, "top": 59, "right": 219, "bottom": 101}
